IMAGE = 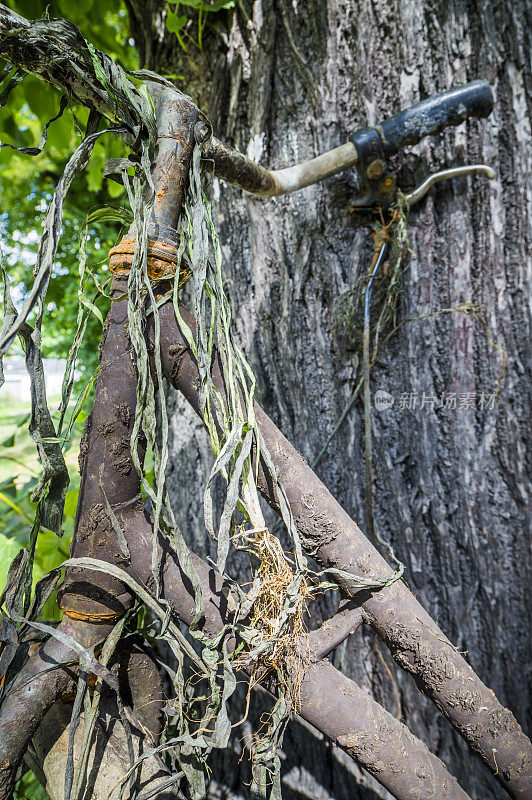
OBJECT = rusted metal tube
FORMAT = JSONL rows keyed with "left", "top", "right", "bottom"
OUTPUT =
{"left": 58, "top": 85, "right": 198, "bottom": 619}
{"left": 118, "top": 637, "right": 165, "bottom": 741}
{"left": 144, "top": 84, "right": 199, "bottom": 237}
{"left": 307, "top": 602, "right": 364, "bottom": 661}
{"left": 0, "top": 9, "right": 494, "bottom": 203}
{"left": 300, "top": 659, "right": 467, "bottom": 800}
{"left": 155, "top": 301, "right": 532, "bottom": 800}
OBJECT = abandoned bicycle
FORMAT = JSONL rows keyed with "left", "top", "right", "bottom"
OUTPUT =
{"left": 0, "top": 9, "right": 530, "bottom": 800}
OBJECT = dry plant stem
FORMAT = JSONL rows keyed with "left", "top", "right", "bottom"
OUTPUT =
{"left": 237, "top": 527, "right": 312, "bottom": 711}
{"left": 155, "top": 301, "right": 532, "bottom": 800}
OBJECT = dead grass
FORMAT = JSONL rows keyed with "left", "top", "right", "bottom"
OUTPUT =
{"left": 236, "top": 527, "right": 314, "bottom": 713}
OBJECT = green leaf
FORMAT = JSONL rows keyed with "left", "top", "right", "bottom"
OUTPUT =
{"left": 209, "top": 0, "right": 235, "bottom": 11}
{"left": 79, "top": 290, "right": 104, "bottom": 324}
{"left": 15, "top": 770, "right": 49, "bottom": 800}
{"left": 107, "top": 179, "right": 125, "bottom": 198}
{"left": 48, "top": 113, "right": 74, "bottom": 152}
{"left": 86, "top": 151, "right": 104, "bottom": 192}
{"left": 63, "top": 487, "right": 79, "bottom": 519}
{"left": 9, "top": 0, "right": 43, "bottom": 17}
{"left": 166, "top": 11, "right": 188, "bottom": 35}
{"left": 23, "top": 78, "right": 56, "bottom": 120}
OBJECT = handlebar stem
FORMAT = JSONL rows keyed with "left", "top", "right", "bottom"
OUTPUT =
{"left": 205, "top": 137, "right": 359, "bottom": 197}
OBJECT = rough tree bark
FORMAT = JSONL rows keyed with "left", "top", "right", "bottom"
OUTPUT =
{"left": 122, "top": 1, "right": 531, "bottom": 799}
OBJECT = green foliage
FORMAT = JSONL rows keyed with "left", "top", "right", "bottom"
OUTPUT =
{"left": 0, "top": 0, "right": 137, "bottom": 374}
{"left": 165, "top": 0, "right": 235, "bottom": 51}
{"left": 15, "top": 769, "right": 50, "bottom": 800}
{"left": 0, "top": 395, "right": 83, "bottom": 620}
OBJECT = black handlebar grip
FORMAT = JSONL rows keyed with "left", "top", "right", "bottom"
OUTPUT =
{"left": 377, "top": 80, "right": 494, "bottom": 156}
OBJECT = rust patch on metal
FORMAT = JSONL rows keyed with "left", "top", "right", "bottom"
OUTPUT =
{"left": 108, "top": 236, "right": 191, "bottom": 284}
{"left": 96, "top": 420, "right": 116, "bottom": 436}
{"left": 61, "top": 608, "right": 123, "bottom": 622}
{"left": 158, "top": 134, "right": 191, "bottom": 149}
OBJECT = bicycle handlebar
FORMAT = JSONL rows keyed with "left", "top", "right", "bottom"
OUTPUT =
{"left": 0, "top": 7, "right": 494, "bottom": 203}
{"left": 376, "top": 80, "right": 493, "bottom": 155}
{"left": 207, "top": 80, "right": 494, "bottom": 198}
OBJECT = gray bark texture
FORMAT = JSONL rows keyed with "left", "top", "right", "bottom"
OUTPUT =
{"left": 127, "top": 1, "right": 531, "bottom": 798}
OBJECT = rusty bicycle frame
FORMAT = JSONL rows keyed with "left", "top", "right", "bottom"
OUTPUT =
{"left": 0, "top": 25, "right": 530, "bottom": 800}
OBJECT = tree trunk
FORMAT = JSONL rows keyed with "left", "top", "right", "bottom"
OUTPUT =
{"left": 125, "top": 1, "right": 530, "bottom": 798}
